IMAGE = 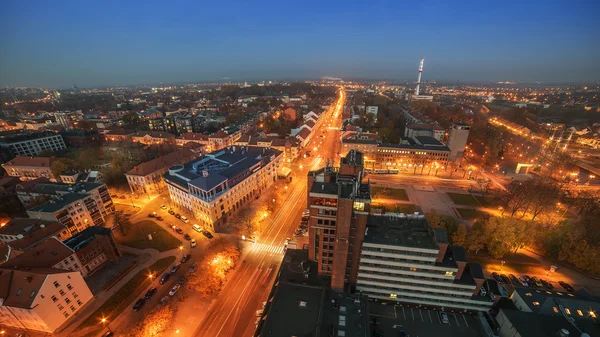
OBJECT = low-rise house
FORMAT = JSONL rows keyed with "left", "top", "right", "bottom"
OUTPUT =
{"left": 131, "top": 131, "right": 175, "bottom": 145}
{"left": 103, "top": 128, "right": 135, "bottom": 142}
{"left": 0, "top": 218, "right": 69, "bottom": 249}
{"left": 2, "top": 156, "right": 57, "bottom": 182}
{"left": 64, "top": 226, "right": 121, "bottom": 276}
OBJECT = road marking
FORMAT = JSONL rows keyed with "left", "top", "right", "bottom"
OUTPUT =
{"left": 454, "top": 313, "right": 460, "bottom": 326}
{"left": 436, "top": 312, "right": 441, "bottom": 324}
{"left": 402, "top": 306, "right": 406, "bottom": 320}
{"left": 428, "top": 310, "right": 432, "bottom": 323}
{"left": 462, "top": 314, "right": 469, "bottom": 327}
{"left": 394, "top": 306, "right": 397, "bottom": 318}
{"left": 419, "top": 309, "right": 423, "bottom": 322}
{"left": 411, "top": 308, "right": 414, "bottom": 321}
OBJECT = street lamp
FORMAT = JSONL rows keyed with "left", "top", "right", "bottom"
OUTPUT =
{"left": 101, "top": 317, "right": 112, "bottom": 332}
{"left": 179, "top": 245, "right": 184, "bottom": 257}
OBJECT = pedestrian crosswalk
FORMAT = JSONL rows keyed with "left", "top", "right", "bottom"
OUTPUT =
{"left": 252, "top": 242, "right": 285, "bottom": 254}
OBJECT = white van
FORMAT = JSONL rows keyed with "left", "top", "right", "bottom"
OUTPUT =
{"left": 180, "top": 216, "right": 189, "bottom": 223}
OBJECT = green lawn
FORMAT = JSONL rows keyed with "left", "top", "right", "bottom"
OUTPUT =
{"left": 446, "top": 192, "right": 482, "bottom": 206}
{"left": 455, "top": 208, "right": 489, "bottom": 220}
{"left": 475, "top": 195, "right": 503, "bottom": 208}
{"left": 372, "top": 202, "right": 419, "bottom": 214}
{"left": 76, "top": 256, "right": 176, "bottom": 331}
{"left": 115, "top": 220, "right": 181, "bottom": 252}
{"left": 372, "top": 187, "right": 409, "bottom": 201}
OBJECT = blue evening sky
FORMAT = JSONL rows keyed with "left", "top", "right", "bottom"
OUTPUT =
{"left": 0, "top": 0, "right": 598, "bottom": 88}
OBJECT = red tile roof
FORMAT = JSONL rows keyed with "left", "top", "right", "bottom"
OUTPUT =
{"left": 126, "top": 149, "right": 197, "bottom": 176}
{"left": 178, "top": 133, "right": 208, "bottom": 141}
{"left": 296, "top": 128, "right": 311, "bottom": 140}
{"left": 4, "top": 156, "right": 55, "bottom": 168}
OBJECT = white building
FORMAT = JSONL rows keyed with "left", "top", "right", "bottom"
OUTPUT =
{"left": 366, "top": 106, "right": 378, "bottom": 121}
{"left": 164, "top": 146, "right": 283, "bottom": 230}
{"left": 0, "top": 131, "right": 66, "bottom": 156}
{"left": 356, "top": 216, "right": 493, "bottom": 312}
{"left": 447, "top": 122, "right": 471, "bottom": 163}
{"left": 0, "top": 267, "right": 93, "bottom": 333}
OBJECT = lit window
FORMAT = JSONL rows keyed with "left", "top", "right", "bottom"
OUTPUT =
{"left": 390, "top": 294, "right": 397, "bottom": 299}
{"left": 525, "top": 293, "right": 532, "bottom": 296}
{"left": 590, "top": 311, "right": 597, "bottom": 318}
{"left": 409, "top": 267, "right": 417, "bottom": 272}
{"left": 532, "top": 302, "right": 540, "bottom": 306}
{"left": 445, "top": 271, "right": 454, "bottom": 276}
{"left": 565, "top": 308, "right": 571, "bottom": 315}
{"left": 553, "top": 307, "right": 559, "bottom": 313}
{"left": 577, "top": 310, "right": 583, "bottom": 316}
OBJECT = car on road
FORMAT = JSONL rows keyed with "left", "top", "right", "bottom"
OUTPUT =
{"left": 439, "top": 311, "right": 449, "bottom": 324}
{"left": 119, "top": 195, "right": 126, "bottom": 199}
{"left": 174, "top": 213, "right": 181, "bottom": 219}
{"left": 170, "top": 263, "right": 181, "bottom": 273}
{"left": 180, "top": 216, "right": 189, "bottom": 223}
{"left": 531, "top": 276, "right": 543, "bottom": 288}
{"left": 169, "top": 284, "right": 180, "bottom": 296}
{"left": 177, "top": 276, "right": 186, "bottom": 285}
{"left": 190, "top": 239, "right": 197, "bottom": 248}
{"left": 509, "top": 274, "right": 519, "bottom": 285}
{"left": 192, "top": 224, "right": 203, "bottom": 233}
{"left": 523, "top": 275, "right": 535, "bottom": 287}
{"left": 168, "top": 209, "right": 175, "bottom": 215}
{"left": 155, "top": 216, "right": 163, "bottom": 221}
{"left": 161, "top": 205, "right": 167, "bottom": 210}
{"left": 148, "top": 213, "right": 155, "bottom": 218}
{"left": 558, "top": 281, "right": 574, "bottom": 292}
{"left": 202, "top": 231, "right": 213, "bottom": 239}
{"left": 144, "top": 288, "right": 157, "bottom": 299}
{"left": 541, "top": 279, "right": 553, "bottom": 290}
{"left": 184, "top": 234, "right": 192, "bottom": 240}
{"left": 159, "top": 296, "right": 169, "bottom": 306}
{"left": 189, "top": 262, "right": 197, "bottom": 273}
{"left": 181, "top": 253, "right": 191, "bottom": 263}
{"left": 518, "top": 276, "right": 529, "bottom": 287}
{"left": 176, "top": 228, "right": 184, "bottom": 235}
{"left": 159, "top": 273, "right": 171, "bottom": 284}
{"left": 132, "top": 298, "right": 145, "bottom": 311}
{"left": 242, "top": 235, "right": 256, "bottom": 243}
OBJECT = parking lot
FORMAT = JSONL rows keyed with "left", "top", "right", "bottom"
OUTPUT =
{"left": 370, "top": 302, "right": 485, "bottom": 337}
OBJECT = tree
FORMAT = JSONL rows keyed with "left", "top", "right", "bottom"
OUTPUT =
{"left": 76, "top": 148, "right": 101, "bottom": 169}
{"left": 451, "top": 223, "right": 467, "bottom": 247}
{"left": 128, "top": 304, "right": 175, "bottom": 337}
{"left": 425, "top": 210, "right": 442, "bottom": 228}
{"left": 465, "top": 221, "right": 486, "bottom": 255}
{"left": 122, "top": 112, "right": 140, "bottom": 125}
{"left": 51, "top": 158, "right": 78, "bottom": 178}
{"left": 113, "top": 211, "right": 132, "bottom": 236}
{"left": 187, "top": 238, "right": 240, "bottom": 298}
{"left": 483, "top": 217, "right": 516, "bottom": 258}
{"left": 477, "top": 179, "right": 491, "bottom": 197}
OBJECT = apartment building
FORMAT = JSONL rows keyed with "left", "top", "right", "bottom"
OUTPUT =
{"left": 306, "top": 150, "right": 372, "bottom": 291}
{"left": 125, "top": 148, "right": 200, "bottom": 196}
{"left": 0, "top": 130, "right": 66, "bottom": 156}
{"left": 342, "top": 135, "right": 451, "bottom": 171}
{"left": 208, "top": 131, "right": 240, "bottom": 150}
{"left": 0, "top": 267, "right": 93, "bottom": 333}
{"left": 24, "top": 183, "right": 114, "bottom": 234}
{"left": 164, "top": 146, "right": 283, "bottom": 229}
{"left": 447, "top": 122, "right": 471, "bottom": 163}
{"left": 175, "top": 133, "right": 210, "bottom": 148}
{"left": 356, "top": 215, "right": 492, "bottom": 312}
{"left": 1, "top": 238, "right": 86, "bottom": 275}
{"left": 239, "top": 136, "right": 301, "bottom": 163}
{"left": 2, "top": 156, "right": 57, "bottom": 181}
{"left": 103, "top": 128, "right": 135, "bottom": 142}
{"left": 404, "top": 124, "right": 445, "bottom": 143}
{"left": 131, "top": 131, "right": 175, "bottom": 145}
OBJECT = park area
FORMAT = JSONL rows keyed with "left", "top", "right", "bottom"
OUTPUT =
{"left": 371, "top": 186, "right": 409, "bottom": 201}
{"left": 455, "top": 208, "right": 489, "bottom": 220}
{"left": 446, "top": 192, "right": 482, "bottom": 206}
{"left": 114, "top": 220, "right": 181, "bottom": 252}
{"left": 372, "top": 202, "right": 419, "bottom": 214}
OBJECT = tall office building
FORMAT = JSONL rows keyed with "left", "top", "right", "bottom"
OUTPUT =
{"left": 447, "top": 122, "right": 470, "bottom": 163}
{"left": 306, "top": 150, "right": 372, "bottom": 291}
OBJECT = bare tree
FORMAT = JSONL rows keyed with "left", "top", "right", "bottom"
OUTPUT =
{"left": 114, "top": 211, "right": 132, "bottom": 236}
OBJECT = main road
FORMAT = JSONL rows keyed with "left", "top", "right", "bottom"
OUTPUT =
{"left": 192, "top": 89, "right": 346, "bottom": 337}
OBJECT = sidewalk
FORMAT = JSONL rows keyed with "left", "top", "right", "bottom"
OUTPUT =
{"left": 56, "top": 245, "right": 177, "bottom": 337}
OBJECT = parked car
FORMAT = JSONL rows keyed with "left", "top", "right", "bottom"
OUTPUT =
{"left": 492, "top": 272, "right": 503, "bottom": 283}
{"left": 523, "top": 275, "right": 535, "bottom": 287}
{"left": 509, "top": 274, "right": 519, "bottom": 285}
{"left": 184, "top": 234, "right": 192, "bottom": 240}
{"left": 177, "top": 276, "right": 186, "bottom": 285}
{"left": 558, "top": 281, "right": 574, "bottom": 292}
{"left": 531, "top": 277, "right": 543, "bottom": 288}
{"left": 301, "top": 215, "right": 310, "bottom": 221}
{"left": 170, "top": 263, "right": 181, "bottom": 273}
{"left": 545, "top": 280, "right": 554, "bottom": 290}
{"left": 168, "top": 209, "right": 175, "bottom": 215}
{"left": 132, "top": 298, "right": 145, "bottom": 311}
{"left": 159, "top": 296, "right": 169, "bottom": 306}
{"left": 191, "top": 239, "right": 197, "bottom": 248}
{"left": 144, "top": 288, "right": 157, "bottom": 299}
{"left": 254, "top": 316, "right": 261, "bottom": 326}
{"left": 176, "top": 228, "right": 184, "bottom": 235}
{"left": 159, "top": 273, "right": 171, "bottom": 284}
{"left": 188, "top": 262, "right": 197, "bottom": 273}
{"left": 180, "top": 216, "right": 189, "bottom": 223}
{"left": 161, "top": 205, "right": 167, "bottom": 210}
{"left": 500, "top": 274, "right": 511, "bottom": 284}
{"left": 203, "top": 231, "right": 213, "bottom": 239}
{"left": 169, "top": 284, "right": 180, "bottom": 296}
{"left": 155, "top": 216, "right": 163, "bottom": 221}
{"left": 192, "top": 224, "right": 203, "bottom": 233}
{"left": 256, "top": 309, "right": 264, "bottom": 316}
{"left": 439, "top": 312, "right": 449, "bottom": 324}
{"left": 181, "top": 253, "right": 191, "bottom": 263}
{"left": 148, "top": 213, "right": 155, "bottom": 218}
{"left": 175, "top": 214, "right": 181, "bottom": 219}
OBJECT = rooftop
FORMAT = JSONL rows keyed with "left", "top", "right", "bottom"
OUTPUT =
{"left": 2, "top": 238, "right": 74, "bottom": 269}
{"left": 0, "top": 267, "right": 73, "bottom": 309}
{"left": 3, "top": 156, "right": 55, "bottom": 168}
{"left": 0, "top": 218, "right": 65, "bottom": 249}
{"left": 364, "top": 215, "right": 440, "bottom": 250}
{"left": 0, "top": 130, "right": 61, "bottom": 144}
{"left": 513, "top": 287, "right": 600, "bottom": 317}
{"left": 126, "top": 148, "right": 197, "bottom": 176}
{"left": 64, "top": 226, "right": 112, "bottom": 252}
{"left": 499, "top": 309, "right": 600, "bottom": 337}
{"left": 28, "top": 192, "right": 89, "bottom": 213}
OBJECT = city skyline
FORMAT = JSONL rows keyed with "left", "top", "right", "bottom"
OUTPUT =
{"left": 1, "top": 0, "right": 599, "bottom": 88}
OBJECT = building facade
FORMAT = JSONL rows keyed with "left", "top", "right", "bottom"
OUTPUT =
{"left": 0, "top": 267, "right": 93, "bottom": 333}
{"left": 64, "top": 226, "right": 121, "bottom": 276}
{"left": 404, "top": 124, "right": 445, "bottom": 143}
{"left": 307, "top": 150, "right": 372, "bottom": 291}
{"left": 164, "top": 146, "right": 283, "bottom": 229}
{"left": 2, "top": 156, "right": 57, "bottom": 181}
{"left": 0, "top": 130, "right": 66, "bottom": 156}
{"left": 447, "top": 122, "right": 471, "bottom": 163}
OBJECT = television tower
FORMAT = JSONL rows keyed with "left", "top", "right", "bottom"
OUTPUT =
{"left": 415, "top": 58, "right": 424, "bottom": 96}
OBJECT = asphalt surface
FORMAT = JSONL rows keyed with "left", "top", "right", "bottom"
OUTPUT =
{"left": 192, "top": 89, "right": 346, "bottom": 337}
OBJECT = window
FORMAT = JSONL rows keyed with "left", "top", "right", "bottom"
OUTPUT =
{"left": 51, "top": 295, "right": 58, "bottom": 302}
{"left": 409, "top": 267, "right": 417, "bottom": 271}
{"left": 73, "top": 292, "right": 78, "bottom": 298}
{"left": 16, "top": 288, "right": 22, "bottom": 296}
{"left": 30, "top": 291, "right": 36, "bottom": 298}
{"left": 577, "top": 310, "right": 583, "bottom": 316}
{"left": 58, "top": 304, "right": 64, "bottom": 310}
{"left": 532, "top": 302, "right": 540, "bottom": 306}
{"left": 591, "top": 312, "right": 597, "bottom": 318}
{"left": 63, "top": 311, "right": 69, "bottom": 318}
{"left": 70, "top": 305, "right": 76, "bottom": 312}
{"left": 77, "top": 300, "right": 82, "bottom": 306}
{"left": 565, "top": 308, "right": 571, "bottom": 315}
{"left": 66, "top": 284, "right": 72, "bottom": 290}
{"left": 59, "top": 290, "right": 65, "bottom": 296}
{"left": 389, "top": 294, "right": 397, "bottom": 299}
{"left": 65, "top": 297, "right": 71, "bottom": 304}
{"left": 445, "top": 271, "right": 454, "bottom": 276}
{"left": 553, "top": 307, "right": 559, "bottom": 313}
{"left": 53, "top": 281, "right": 60, "bottom": 288}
